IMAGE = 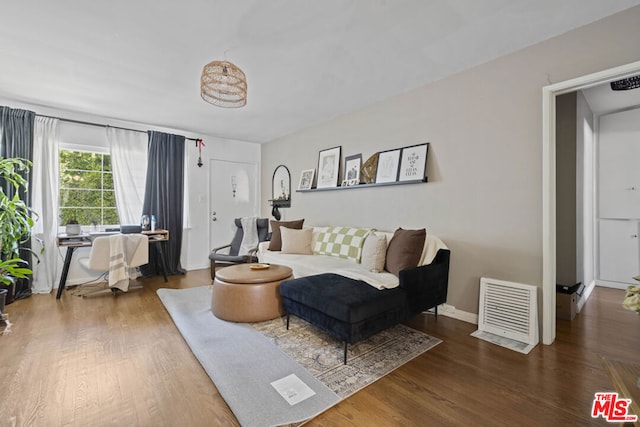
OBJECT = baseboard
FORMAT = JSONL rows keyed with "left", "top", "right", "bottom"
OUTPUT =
{"left": 437, "top": 303, "right": 478, "bottom": 325}
{"left": 183, "top": 263, "right": 210, "bottom": 272}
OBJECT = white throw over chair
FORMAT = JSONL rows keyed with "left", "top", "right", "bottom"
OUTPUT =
{"left": 78, "top": 234, "right": 149, "bottom": 296}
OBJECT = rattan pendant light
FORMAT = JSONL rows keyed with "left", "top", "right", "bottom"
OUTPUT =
{"left": 200, "top": 60, "right": 247, "bottom": 108}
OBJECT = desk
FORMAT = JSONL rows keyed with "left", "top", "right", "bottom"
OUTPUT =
{"left": 55, "top": 229, "right": 170, "bottom": 299}
{"left": 602, "top": 357, "right": 640, "bottom": 426}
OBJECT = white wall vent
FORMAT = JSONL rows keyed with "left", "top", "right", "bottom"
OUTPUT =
{"left": 471, "top": 277, "right": 539, "bottom": 354}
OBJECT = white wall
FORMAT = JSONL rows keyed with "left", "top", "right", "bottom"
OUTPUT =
{"left": 261, "top": 6, "right": 640, "bottom": 316}
{"left": 0, "top": 98, "right": 260, "bottom": 285}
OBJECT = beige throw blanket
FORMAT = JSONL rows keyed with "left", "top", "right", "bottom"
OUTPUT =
{"left": 238, "top": 217, "right": 258, "bottom": 256}
{"left": 108, "top": 234, "right": 148, "bottom": 291}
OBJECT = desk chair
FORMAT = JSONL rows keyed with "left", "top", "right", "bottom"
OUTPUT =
{"left": 209, "top": 218, "right": 270, "bottom": 280}
{"left": 79, "top": 234, "right": 149, "bottom": 296}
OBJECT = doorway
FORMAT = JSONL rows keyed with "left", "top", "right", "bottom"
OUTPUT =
{"left": 209, "top": 159, "right": 258, "bottom": 253}
{"left": 542, "top": 60, "right": 640, "bottom": 345}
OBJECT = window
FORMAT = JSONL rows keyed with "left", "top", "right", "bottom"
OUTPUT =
{"left": 59, "top": 149, "right": 119, "bottom": 226}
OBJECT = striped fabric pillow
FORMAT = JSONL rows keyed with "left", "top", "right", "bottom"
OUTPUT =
{"left": 313, "top": 227, "right": 371, "bottom": 262}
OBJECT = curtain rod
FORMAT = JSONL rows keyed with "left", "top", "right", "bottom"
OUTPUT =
{"left": 36, "top": 114, "right": 200, "bottom": 142}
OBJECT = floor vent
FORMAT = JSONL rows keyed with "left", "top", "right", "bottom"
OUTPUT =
{"left": 471, "top": 277, "right": 539, "bottom": 354}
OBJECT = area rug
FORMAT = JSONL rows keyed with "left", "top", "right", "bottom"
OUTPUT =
{"left": 158, "top": 286, "right": 441, "bottom": 426}
{"left": 252, "top": 316, "right": 441, "bottom": 399}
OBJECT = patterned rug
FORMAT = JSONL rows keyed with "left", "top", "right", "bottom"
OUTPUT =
{"left": 252, "top": 316, "right": 442, "bottom": 399}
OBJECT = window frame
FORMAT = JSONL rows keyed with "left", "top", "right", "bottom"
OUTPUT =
{"left": 58, "top": 143, "right": 119, "bottom": 230}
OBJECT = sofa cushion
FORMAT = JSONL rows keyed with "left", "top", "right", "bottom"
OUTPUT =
{"left": 361, "top": 232, "right": 387, "bottom": 273}
{"left": 313, "top": 226, "right": 370, "bottom": 262}
{"left": 279, "top": 273, "right": 407, "bottom": 323}
{"left": 268, "top": 219, "right": 304, "bottom": 251}
{"left": 385, "top": 228, "right": 426, "bottom": 276}
{"left": 280, "top": 227, "right": 313, "bottom": 254}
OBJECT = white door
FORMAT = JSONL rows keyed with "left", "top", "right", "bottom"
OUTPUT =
{"left": 209, "top": 159, "right": 258, "bottom": 253}
{"left": 598, "top": 219, "right": 639, "bottom": 287}
{"left": 598, "top": 110, "right": 640, "bottom": 219}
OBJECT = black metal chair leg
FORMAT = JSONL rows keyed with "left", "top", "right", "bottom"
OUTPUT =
{"left": 435, "top": 305, "right": 438, "bottom": 319}
{"left": 343, "top": 342, "right": 348, "bottom": 365}
{"left": 286, "top": 314, "right": 290, "bottom": 330}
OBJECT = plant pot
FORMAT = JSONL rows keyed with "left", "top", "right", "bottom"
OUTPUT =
{"left": 0, "top": 288, "right": 7, "bottom": 313}
{"left": 0, "top": 283, "right": 13, "bottom": 306}
{"left": 66, "top": 224, "right": 81, "bottom": 235}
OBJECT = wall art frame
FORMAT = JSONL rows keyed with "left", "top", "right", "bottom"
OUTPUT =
{"left": 316, "top": 146, "right": 341, "bottom": 188}
{"left": 375, "top": 148, "right": 401, "bottom": 183}
{"left": 298, "top": 168, "right": 316, "bottom": 190}
{"left": 398, "top": 143, "right": 429, "bottom": 182}
{"left": 343, "top": 153, "right": 362, "bottom": 184}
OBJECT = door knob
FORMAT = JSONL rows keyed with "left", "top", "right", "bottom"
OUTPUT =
{"left": 632, "top": 234, "right": 638, "bottom": 238}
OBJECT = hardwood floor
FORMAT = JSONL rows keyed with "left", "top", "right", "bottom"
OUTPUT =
{"left": 1, "top": 272, "right": 638, "bottom": 426}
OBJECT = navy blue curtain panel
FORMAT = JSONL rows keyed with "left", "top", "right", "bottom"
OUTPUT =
{"left": 0, "top": 106, "right": 35, "bottom": 301}
{"left": 142, "top": 131, "right": 185, "bottom": 276}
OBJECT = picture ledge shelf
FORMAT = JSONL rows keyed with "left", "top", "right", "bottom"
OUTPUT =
{"left": 296, "top": 177, "right": 428, "bottom": 193}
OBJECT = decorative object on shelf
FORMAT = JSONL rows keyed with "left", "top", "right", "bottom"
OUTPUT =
{"left": 195, "top": 139, "right": 205, "bottom": 167}
{"left": 298, "top": 169, "right": 315, "bottom": 190}
{"left": 141, "top": 214, "right": 150, "bottom": 231}
{"left": 317, "top": 146, "right": 341, "bottom": 189}
{"left": 200, "top": 60, "right": 247, "bottom": 108}
{"left": 398, "top": 143, "right": 429, "bottom": 182}
{"left": 360, "top": 153, "right": 379, "bottom": 184}
{"left": 375, "top": 148, "right": 401, "bottom": 183}
{"left": 270, "top": 165, "right": 291, "bottom": 220}
{"left": 344, "top": 153, "right": 362, "bottom": 185}
{"left": 231, "top": 176, "right": 237, "bottom": 198}
{"left": 65, "top": 219, "right": 81, "bottom": 236}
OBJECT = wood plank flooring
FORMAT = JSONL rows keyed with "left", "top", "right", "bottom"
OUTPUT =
{"left": 1, "top": 271, "right": 638, "bottom": 426}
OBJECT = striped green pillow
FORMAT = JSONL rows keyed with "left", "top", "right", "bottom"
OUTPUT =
{"left": 313, "top": 227, "right": 371, "bottom": 262}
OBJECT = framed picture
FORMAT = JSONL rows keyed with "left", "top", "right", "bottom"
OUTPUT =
{"left": 317, "top": 146, "right": 341, "bottom": 188}
{"left": 375, "top": 148, "right": 401, "bottom": 183}
{"left": 298, "top": 169, "right": 315, "bottom": 190}
{"left": 343, "top": 154, "right": 362, "bottom": 184}
{"left": 398, "top": 143, "right": 429, "bottom": 182}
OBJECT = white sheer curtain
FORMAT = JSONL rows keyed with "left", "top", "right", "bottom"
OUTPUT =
{"left": 106, "top": 127, "right": 148, "bottom": 225}
{"left": 31, "top": 116, "right": 60, "bottom": 294}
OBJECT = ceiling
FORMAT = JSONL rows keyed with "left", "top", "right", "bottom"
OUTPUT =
{"left": 1, "top": 1, "right": 639, "bottom": 144}
{"left": 582, "top": 78, "right": 640, "bottom": 115}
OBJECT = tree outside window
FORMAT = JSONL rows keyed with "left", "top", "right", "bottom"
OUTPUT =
{"left": 59, "top": 149, "right": 119, "bottom": 226}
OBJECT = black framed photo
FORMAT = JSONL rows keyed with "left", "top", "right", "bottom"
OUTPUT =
{"left": 343, "top": 153, "right": 362, "bottom": 184}
{"left": 398, "top": 143, "right": 429, "bottom": 182}
{"left": 375, "top": 148, "right": 401, "bottom": 183}
{"left": 317, "top": 146, "right": 341, "bottom": 188}
{"left": 298, "top": 169, "right": 315, "bottom": 190}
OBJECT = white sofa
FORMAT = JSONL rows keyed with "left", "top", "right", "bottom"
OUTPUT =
{"left": 257, "top": 226, "right": 448, "bottom": 289}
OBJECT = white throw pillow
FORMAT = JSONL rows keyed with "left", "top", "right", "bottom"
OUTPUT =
{"left": 360, "top": 232, "right": 387, "bottom": 273}
{"left": 280, "top": 227, "right": 313, "bottom": 255}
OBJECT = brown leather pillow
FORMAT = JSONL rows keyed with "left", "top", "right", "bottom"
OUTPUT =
{"left": 384, "top": 228, "right": 426, "bottom": 276}
{"left": 268, "top": 219, "right": 305, "bottom": 251}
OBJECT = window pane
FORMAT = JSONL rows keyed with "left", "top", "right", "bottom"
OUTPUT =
{"left": 60, "top": 150, "right": 103, "bottom": 172}
{"left": 104, "top": 190, "right": 116, "bottom": 207}
{"left": 103, "top": 155, "right": 112, "bottom": 172}
{"left": 60, "top": 208, "right": 102, "bottom": 226}
{"left": 104, "top": 172, "right": 113, "bottom": 188}
{"left": 60, "top": 171, "right": 103, "bottom": 190}
{"left": 59, "top": 189, "right": 103, "bottom": 207}
{"left": 103, "top": 208, "right": 119, "bottom": 225}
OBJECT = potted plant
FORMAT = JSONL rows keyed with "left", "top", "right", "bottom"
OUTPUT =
{"left": 0, "top": 157, "right": 38, "bottom": 304}
{"left": 622, "top": 275, "right": 640, "bottom": 314}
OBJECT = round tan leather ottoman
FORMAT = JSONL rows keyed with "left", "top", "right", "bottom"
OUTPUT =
{"left": 211, "top": 263, "right": 293, "bottom": 322}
